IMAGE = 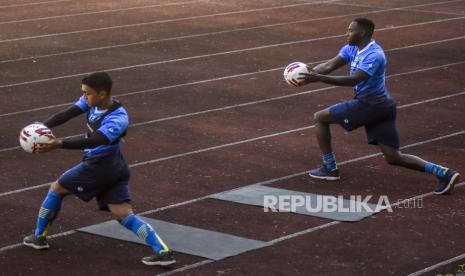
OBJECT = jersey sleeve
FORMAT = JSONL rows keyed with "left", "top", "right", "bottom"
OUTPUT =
{"left": 74, "top": 96, "right": 90, "bottom": 111}
{"left": 98, "top": 110, "right": 129, "bottom": 143}
{"left": 338, "top": 45, "right": 352, "bottom": 62}
{"left": 357, "top": 52, "right": 384, "bottom": 76}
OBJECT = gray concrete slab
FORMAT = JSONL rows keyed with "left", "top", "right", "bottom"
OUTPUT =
{"left": 210, "top": 185, "right": 383, "bottom": 222}
{"left": 78, "top": 217, "right": 267, "bottom": 260}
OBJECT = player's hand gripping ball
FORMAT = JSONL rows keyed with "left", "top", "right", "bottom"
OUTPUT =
{"left": 19, "top": 123, "right": 54, "bottom": 153}
{"left": 283, "top": 62, "right": 309, "bottom": 87}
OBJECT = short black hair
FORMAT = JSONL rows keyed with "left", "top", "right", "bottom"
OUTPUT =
{"left": 82, "top": 72, "right": 113, "bottom": 94}
{"left": 353, "top": 18, "right": 375, "bottom": 37}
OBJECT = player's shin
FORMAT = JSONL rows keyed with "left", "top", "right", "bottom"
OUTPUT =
{"left": 34, "top": 190, "right": 63, "bottom": 237}
{"left": 121, "top": 214, "right": 170, "bottom": 254}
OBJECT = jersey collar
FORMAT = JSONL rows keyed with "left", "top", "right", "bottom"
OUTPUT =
{"left": 94, "top": 107, "right": 108, "bottom": 114}
{"left": 357, "top": 40, "right": 375, "bottom": 55}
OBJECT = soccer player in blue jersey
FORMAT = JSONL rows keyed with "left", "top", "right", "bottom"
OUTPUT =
{"left": 297, "top": 18, "right": 460, "bottom": 194}
{"left": 23, "top": 72, "right": 176, "bottom": 266}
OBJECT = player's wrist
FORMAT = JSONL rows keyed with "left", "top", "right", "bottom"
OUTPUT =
{"left": 56, "top": 139, "right": 63, "bottom": 148}
{"left": 312, "top": 73, "right": 323, "bottom": 81}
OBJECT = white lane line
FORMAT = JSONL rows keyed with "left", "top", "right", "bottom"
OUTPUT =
{"left": 155, "top": 223, "right": 343, "bottom": 275}
{"left": 330, "top": 0, "right": 465, "bottom": 16}
{"left": 129, "top": 125, "right": 316, "bottom": 166}
{"left": 1, "top": 35, "right": 464, "bottom": 119}
{"left": 128, "top": 89, "right": 465, "bottom": 169}
{"left": 2, "top": 0, "right": 459, "bottom": 43}
{"left": 1, "top": 0, "right": 459, "bottom": 64}
{"left": 0, "top": 58, "right": 465, "bottom": 153}
{"left": 330, "top": 0, "right": 465, "bottom": 8}
{"left": 0, "top": 9, "right": 375, "bottom": 64}
{"left": 0, "top": 102, "right": 74, "bottom": 117}
{"left": 0, "top": 91, "right": 463, "bottom": 197}
{"left": 0, "top": 229, "right": 76, "bottom": 253}
{"left": 408, "top": 252, "right": 465, "bottom": 276}
{"left": 157, "top": 181, "right": 465, "bottom": 276}
{"left": 1, "top": 17, "right": 464, "bottom": 90}
{"left": 131, "top": 70, "right": 465, "bottom": 127}
{"left": 346, "top": 2, "right": 465, "bottom": 16}
{"left": 0, "top": 59, "right": 463, "bottom": 155}
{"left": 398, "top": 8, "right": 465, "bottom": 16}
{"left": 156, "top": 260, "right": 215, "bottom": 276}
{"left": 0, "top": 0, "right": 341, "bottom": 43}
{"left": 0, "top": 0, "right": 71, "bottom": 9}
{"left": 0, "top": 0, "right": 205, "bottom": 25}
{"left": 1, "top": 131, "right": 463, "bottom": 255}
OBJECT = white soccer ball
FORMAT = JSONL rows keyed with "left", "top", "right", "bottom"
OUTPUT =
{"left": 19, "top": 123, "right": 54, "bottom": 153}
{"left": 283, "top": 62, "right": 309, "bottom": 87}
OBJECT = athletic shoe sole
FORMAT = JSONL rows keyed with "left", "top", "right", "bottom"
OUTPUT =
{"left": 434, "top": 172, "right": 460, "bottom": 195}
{"left": 23, "top": 241, "right": 50, "bottom": 250}
{"left": 308, "top": 172, "right": 340, "bottom": 181}
{"left": 142, "top": 259, "right": 176, "bottom": 266}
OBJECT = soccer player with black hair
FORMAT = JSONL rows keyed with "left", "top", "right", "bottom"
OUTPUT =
{"left": 298, "top": 18, "right": 460, "bottom": 193}
{"left": 23, "top": 72, "right": 176, "bottom": 266}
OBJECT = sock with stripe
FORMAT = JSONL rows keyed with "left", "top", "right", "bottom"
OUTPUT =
{"left": 322, "top": 152, "right": 337, "bottom": 171}
{"left": 34, "top": 190, "right": 63, "bottom": 237}
{"left": 121, "top": 214, "right": 170, "bottom": 254}
{"left": 425, "top": 162, "right": 449, "bottom": 177}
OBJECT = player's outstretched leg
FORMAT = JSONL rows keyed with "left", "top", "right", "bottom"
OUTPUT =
{"left": 378, "top": 143, "right": 460, "bottom": 194}
{"left": 23, "top": 182, "right": 69, "bottom": 250}
{"left": 109, "top": 203, "right": 176, "bottom": 267}
{"left": 309, "top": 108, "right": 340, "bottom": 180}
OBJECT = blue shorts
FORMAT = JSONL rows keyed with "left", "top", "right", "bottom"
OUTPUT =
{"left": 329, "top": 98, "right": 400, "bottom": 149}
{"left": 58, "top": 151, "right": 131, "bottom": 211}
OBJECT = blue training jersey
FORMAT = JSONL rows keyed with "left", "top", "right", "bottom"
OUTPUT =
{"left": 338, "top": 40, "right": 394, "bottom": 105}
{"left": 74, "top": 96, "right": 129, "bottom": 157}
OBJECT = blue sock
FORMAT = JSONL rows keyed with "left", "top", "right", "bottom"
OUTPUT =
{"left": 121, "top": 214, "right": 170, "bottom": 254}
{"left": 425, "top": 162, "right": 449, "bottom": 177}
{"left": 322, "top": 152, "right": 337, "bottom": 171}
{"left": 34, "top": 190, "right": 63, "bottom": 237}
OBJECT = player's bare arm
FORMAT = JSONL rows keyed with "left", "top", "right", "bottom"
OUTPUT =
{"left": 298, "top": 69, "right": 369, "bottom": 87}
{"left": 310, "top": 55, "right": 347, "bottom": 75}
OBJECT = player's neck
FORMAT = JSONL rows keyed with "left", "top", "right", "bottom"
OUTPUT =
{"left": 357, "top": 39, "right": 372, "bottom": 51}
{"left": 97, "top": 98, "right": 113, "bottom": 110}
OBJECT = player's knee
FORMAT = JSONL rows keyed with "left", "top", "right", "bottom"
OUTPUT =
{"left": 109, "top": 203, "right": 133, "bottom": 222}
{"left": 50, "top": 181, "right": 70, "bottom": 196}
{"left": 384, "top": 153, "right": 401, "bottom": 166}
{"left": 112, "top": 213, "right": 126, "bottom": 222}
{"left": 111, "top": 210, "right": 128, "bottom": 222}
{"left": 313, "top": 111, "right": 324, "bottom": 123}
{"left": 314, "top": 109, "right": 333, "bottom": 124}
